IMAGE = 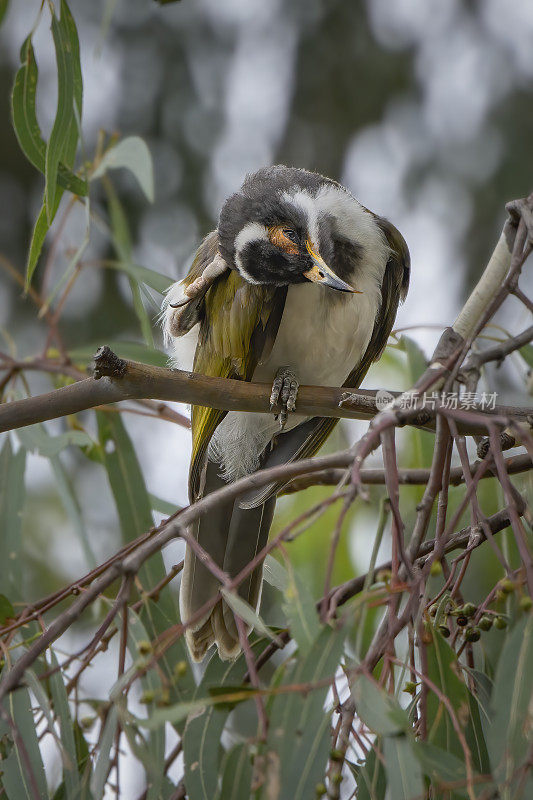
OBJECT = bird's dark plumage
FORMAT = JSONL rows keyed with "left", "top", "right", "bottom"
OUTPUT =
{"left": 163, "top": 165, "right": 410, "bottom": 661}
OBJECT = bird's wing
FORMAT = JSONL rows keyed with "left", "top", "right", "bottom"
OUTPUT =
{"left": 186, "top": 236, "right": 288, "bottom": 500}
{"left": 239, "top": 220, "right": 410, "bottom": 508}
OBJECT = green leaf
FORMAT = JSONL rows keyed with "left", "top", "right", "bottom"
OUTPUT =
{"left": 216, "top": 744, "right": 252, "bottom": 800}
{"left": 263, "top": 555, "right": 289, "bottom": 593}
{"left": 0, "top": 593, "right": 15, "bottom": 623}
{"left": 488, "top": 616, "right": 533, "bottom": 796}
{"left": 356, "top": 742, "right": 386, "bottom": 800}
{"left": 382, "top": 735, "right": 424, "bottom": 800}
{"left": 221, "top": 588, "right": 284, "bottom": 645}
{"left": 105, "top": 259, "right": 174, "bottom": 295}
{"left": 16, "top": 424, "right": 97, "bottom": 567}
{"left": 16, "top": 424, "right": 92, "bottom": 458}
{"left": 519, "top": 343, "right": 533, "bottom": 368}
{"left": 0, "top": 438, "right": 26, "bottom": 598}
{"left": 352, "top": 673, "right": 410, "bottom": 737}
{"left": 413, "top": 741, "right": 470, "bottom": 798}
{"left": 46, "top": 0, "right": 83, "bottom": 220}
{"left": 282, "top": 563, "right": 320, "bottom": 654}
{"left": 0, "top": 686, "right": 48, "bottom": 799}
{"left": 149, "top": 493, "right": 180, "bottom": 516}
{"left": 265, "top": 625, "right": 346, "bottom": 800}
{"left": 104, "top": 180, "right": 157, "bottom": 344}
{"left": 96, "top": 412, "right": 194, "bottom": 706}
{"left": 11, "top": 36, "right": 86, "bottom": 195}
{"left": 26, "top": 201, "right": 56, "bottom": 288}
{"left": 0, "top": 0, "right": 10, "bottom": 26}
{"left": 90, "top": 706, "right": 118, "bottom": 800}
{"left": 425, "top": 627, "right": 470, "bottom": 759}
{"left": 48, "top": 651, "right": 82, "bottom": 797}
{"left": 122, "top": 608, "right": 165, "bottom": 799}
{"left": 182, "top": 642, "right": 266, "bottom": 800}
{"left": 92, "top": 136, "right": 154, "bottom": 202}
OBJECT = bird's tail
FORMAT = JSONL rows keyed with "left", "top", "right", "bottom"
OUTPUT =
{"left": 179, "top": 461, "right": 276, "bottom": 662}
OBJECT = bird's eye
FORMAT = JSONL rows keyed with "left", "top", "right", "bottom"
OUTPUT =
{"left": 282, "top": 228, "right": 298, "bottom": 244}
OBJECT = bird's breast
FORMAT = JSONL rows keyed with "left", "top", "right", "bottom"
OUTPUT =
{"left": 253, "top": 281, "right": 380, "bottom": 388}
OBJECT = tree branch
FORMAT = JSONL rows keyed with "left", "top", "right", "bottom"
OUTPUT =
{"left": 1, "top": 345, "right": 531, "bottom": 436}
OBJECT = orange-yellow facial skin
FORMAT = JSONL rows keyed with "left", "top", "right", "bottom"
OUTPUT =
{"left": 267, "top": 225, "right": 299, "bottom": 255}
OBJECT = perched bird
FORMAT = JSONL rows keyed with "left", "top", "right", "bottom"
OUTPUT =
{"left": 162, "top": 165, "right": 410, "bottom": 662}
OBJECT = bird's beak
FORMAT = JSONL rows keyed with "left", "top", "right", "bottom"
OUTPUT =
{"left": 303, "top": 241, "right": 360, "bottom": 293}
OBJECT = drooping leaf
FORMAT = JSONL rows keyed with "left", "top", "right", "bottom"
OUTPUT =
{"left": 425, "top": 627, "right": 470, "bottom": 760}
{"left": 352, "top": 673, "right": 410, "bottom": 737}
{"left": 11, "top": 35, "right": 86, "bottom": 195}
{"left": 413, "top": 741, "right": 471, "bottom": 798}
{"left": 488, "top": 616, "right": 533, "bottom": 797}
{"left": 0, "top": 594, "right": 15, "bottom": 623}
{"left": 96, "top": 412, "right": 194, "bottom": 706}
{"left": 90, "top": 706, "right": 118, "bottom": 800}
{"left": 216, "top": 743, "right": 252, "bottom": 800}
{"left": 263, "top": 555, "right": 289, "bottom": 593}
{"left": 121, "top": 608, "right": 165, "bottom": 799}
{"left": 0, "top": 439, "right": 26, "bottom": 598}
{"left": 263, "top": 624, "right": 346, "bottom": 800}
{"left": 0, "top": 686, "right": 48, "bottom": 800}
{"left": 48, "top": 650, "right": 83, "bottom": 796}
{"left": 519, "top": 343, "right": 533, "bottom": 368}
{"left": 221, "top": 588, "right": 283, "bottom": 645}
{"left": 16, "top": 424, "right": 92, "bottom": 458}
{"left": 0, "top": 0, "right": 10, "bottom": 26}
{"left": 104, "top": 180, "right": 156, "bottom": 344}
{"left": 382, "top": 735, "right": 424, "bottom": 800}
{"left": 356, "top": 741, "right": 386, "bottom": 800}
{"left": 16, "top": 424, "right": 97, "bottom": 568}
{"left": 182, "top": 644, "right": 265, "bottom": 800}
{"left": 282, "top": 562, "right": 320, "bottom": 654}
{"left": 46, "top": 0, "right": 83, "bottom": 220}
{"left": 104, "top": 259, "right": 174, "bottom": 295}
{"left": 92, "top": 136, "right": 154, "bottom": 202}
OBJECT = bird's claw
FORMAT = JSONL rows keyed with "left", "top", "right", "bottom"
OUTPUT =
{"left": 270, "top": 367, "right": 299, "bottom": 429}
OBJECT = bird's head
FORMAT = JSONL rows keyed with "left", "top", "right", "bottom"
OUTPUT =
{"left": 217, "top": 166, "right": 363, "bottom": 293}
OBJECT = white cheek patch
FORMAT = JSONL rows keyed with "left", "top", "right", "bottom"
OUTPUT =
{"left": 281, "top": 189, "right": 319, "bottom": 249}
{"left": 234, "top": 221, "right": 269, "bottom": 283}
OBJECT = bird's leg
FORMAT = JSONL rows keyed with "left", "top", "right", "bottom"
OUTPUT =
{"left": 270, "top": 366, "right": 299, "bottom": 430}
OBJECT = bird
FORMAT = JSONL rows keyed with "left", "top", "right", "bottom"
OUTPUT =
{"left": 162, "top": 165, "right": 410, "bottom": 662}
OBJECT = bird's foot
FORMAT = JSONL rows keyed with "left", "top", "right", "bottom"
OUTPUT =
{"left": 270, "top": 366, "right": 299, "bottom": 430}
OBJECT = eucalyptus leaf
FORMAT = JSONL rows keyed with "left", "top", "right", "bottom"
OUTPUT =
{"left": 182, "top": 642, "right": 266, "bottom": 800}
{"left": 221, "top": 588, "right": 283, "bottom": 645}
{"left": 92, "top": 136, "right": 154, "bottom": 202}
{"left": 263, "top": 554, "right": 289, "bottom": 593}
{"left": 282, "top": 563, "right": 320, "bottom": 654}
{"left": 0, "top": 439, "right": 26, "bottom": 598}
{"left": 264, "top": 625, "right": 346, "bottom": 800}
{"left": 0, "top": 686, "right": 48, "bottom": 799}
{"left": 383, "top": 735, "right": 424, "bottom": 800}
{"left": 488, "top": 616, "right": 533, "bottom": 797}
{"left": 216, "top": 744, "right": 252, "bottom": 800}
{"left": 352, "top": 673, "right": 409, "bottom": 737}
{"left": 46, "top": 0, "right": 83, "bottom": 220}
{"left": 90, "top": 706, "right": 118, "bottom": 800}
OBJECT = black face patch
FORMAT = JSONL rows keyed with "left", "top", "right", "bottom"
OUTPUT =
{"left": 239, "top": 240, "right": 309, "bottom": 286}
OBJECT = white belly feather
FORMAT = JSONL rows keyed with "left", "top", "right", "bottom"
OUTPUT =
{"left": 209, "top": 276, "right": 381, "bottom": 482}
